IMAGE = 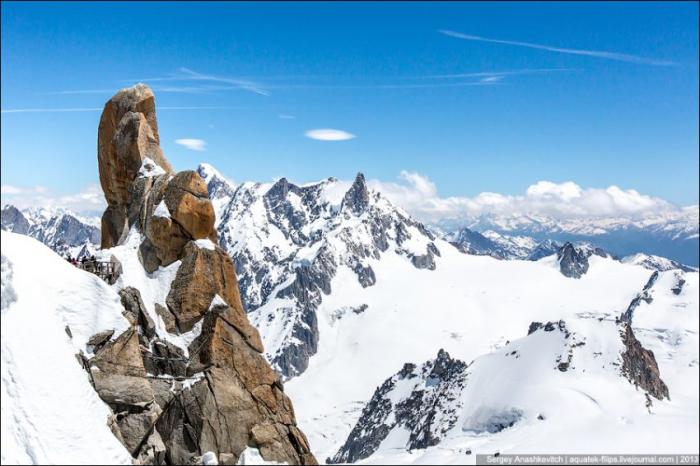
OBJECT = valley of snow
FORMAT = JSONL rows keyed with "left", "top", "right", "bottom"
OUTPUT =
{"left": 281, "top": 244, "right": 698, "bottom": 462}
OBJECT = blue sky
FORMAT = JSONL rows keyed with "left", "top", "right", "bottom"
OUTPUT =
{"left": 1, "top": 1, "right": 698, "bottom": 213}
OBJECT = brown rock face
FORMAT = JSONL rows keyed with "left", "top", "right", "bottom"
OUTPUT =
{"left": 166, "top": 242, "right": 264, "bottom": 352}
{"left": 98, "top": 84, "right": 172, "bottom": 208}
{"left": 163, "top": 171, "right": 217, "bottom": 241}
{"left": 620, "top": 323, "right": 669, "bottom": 401}
{"left": 92, "top": 85, "right": 316, "bottom": 464}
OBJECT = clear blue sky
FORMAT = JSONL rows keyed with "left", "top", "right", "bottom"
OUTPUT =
{"left": 1, "top": 1, "right": 698, "bottom": 205}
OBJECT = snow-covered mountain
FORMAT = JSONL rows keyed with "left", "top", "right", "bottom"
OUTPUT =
{"left": 433, "top": 208, "right": 700, "bottom": 267}
{"left": 195, "top": 164, "right": 698, "bottom": 461}
{"left": 622, "top": 253, "right": 698, "bottom": 273}
{"left": 4, "top": 160, "right": 697, "bottom": 463}
{"left": 1, "top": 204, "right": 100, "bottom": 259}
{"left": 445, "top": 227, "right": 557, "bottom": 260}
{"left": 209, "top": 170, "right": 441, "bottom": 378}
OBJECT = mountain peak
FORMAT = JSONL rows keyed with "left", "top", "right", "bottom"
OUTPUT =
{"left": 342, "top": 172, "right": 370, "bottom": 214}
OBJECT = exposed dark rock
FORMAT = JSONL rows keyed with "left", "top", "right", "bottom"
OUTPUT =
{"left": 0, "top": 205, "right": 30, "bottom": 234}
{"left": 331, "top": 349, "right": 468, "bottom": 464}
{"left": 87, "top": 329, "right": 115, "bottom": 352}
{"left": 620, "top": 323, "right": 669, "bottom": 401}
{"left": 142, "top": 339, "right": 187, "bottom": 378}
{"left": 557, "top": 242, "right": 590, "bottom": 279}
{"left": 119, "top": 287, "right": 155, "bottom": 339}
{"left": 620, "top": 271, "right": 658, "bottom": 323}
{"left": 342, "top": 173, "right": 370, "bottom": 215}
{"left": 448, "top": 227, "right": 506, "bottom": 259}
{"left": 671, "top": 272, "right": 686, "bottom": 296}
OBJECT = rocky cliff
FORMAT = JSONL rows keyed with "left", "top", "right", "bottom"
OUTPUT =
{"left": 90, "top": 84, "right": 316, "bottom": 465}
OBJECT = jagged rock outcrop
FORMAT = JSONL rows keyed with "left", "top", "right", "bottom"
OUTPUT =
{"left": 0, "top": 205, "right": 30, "bottom": 234}
{"left": 98, "top": 84, "right": 174, "bottom": 249}
{"left": 330, "top": 349, "right": 468, "bottom": 464}
{"left": 89, "top": 84, "right": 316, "bottom": 465}
{"left": 620, "top": 323, "right": 669, "bottom": 401}
{"left": 341, "top": 173, "right": 370, "bottom": 214}
{"left": 216, "top": 171, "right": 441, "bottom": 379}
{"left": 556, "top": 242, "right": 609, "bottom": 278}
{"left": 557, "top": 242, "right": 590, "bottom": 278}
{"left": 620, "top": 271, "right": 658, "bottom": 323}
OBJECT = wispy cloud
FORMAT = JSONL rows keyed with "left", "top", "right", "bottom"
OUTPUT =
{"left": 419, "top": 68, "right": 576, "bottom": 79}
{"left": 122, "top": 67, "right": 270, "bottom": 96}
{"left": 1, "top": 185, "right": 48, "bottom": 195}
{"left": 2, "top": 106, "right": 237, "bottom": 114}
{"left": 305, "top": 129, "right": 356, "bottom": 141}
{"left": 175, "top": 138, "right": 207, "bottom": 151}
{"left": 439, "top": 29, "right": 675, "bottom": 66}
{"left": 1, "top": 107, "right": 103, "bottom": 114}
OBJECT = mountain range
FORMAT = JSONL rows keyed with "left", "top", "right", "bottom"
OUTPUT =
{"left": 2, "top": 158, "right": 698, "bottom": 463}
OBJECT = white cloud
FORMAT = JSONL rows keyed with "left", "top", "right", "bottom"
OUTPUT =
{"left": 367, "top": 172, "right": 680, "bottom": 222}
{"left": 1, "top": 184, "right": 106, "bottom": 214}
{"left": 1, "top": 185, "right": 48, "bottom": 194}
{"left": 305, "top": 129, "right": 356, "bottom": 141}
{"left": 439, "top": 30, "right": 674, "bottom": 66}
{"left": 175, "top": 138, "right": 206, "bottom": 151}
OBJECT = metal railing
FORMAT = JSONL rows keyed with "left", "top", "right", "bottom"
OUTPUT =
{"left": 77, "top": 260, "right": 118, "bottom": 283}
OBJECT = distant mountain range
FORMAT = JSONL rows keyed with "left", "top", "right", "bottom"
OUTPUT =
{"left": 1, "top": 204, "right": 100, "bottom": 259}
{"left": 432, "top": 208, "right": 699, "bottom": 266}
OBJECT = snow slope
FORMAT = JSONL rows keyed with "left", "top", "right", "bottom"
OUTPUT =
{"left": 283, "top": 244, "right": 699, "bottom": 462}
{"left": 1, "top": 231, "right": 131, "bottom": 465}
{"left": 195, "top": 165, "right": 698, "bottom": 462}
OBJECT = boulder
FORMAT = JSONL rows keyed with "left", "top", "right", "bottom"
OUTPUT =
{"left": 114, "top": 402, "right": 162, "bottom": 455}
{"left": 87, "top": 329, "right": 115, "bottom": 350}
{"left": 166, "top": 242, "right": 263, "bottom": 352}
{"left": 163, "top": 171, "right": 217, "bottom": 241}
{"left": 119, "top": 287, "right": 155, "bottom": 340}
{"left": 101, "top": 204, "right": 128, "bottom": 249}
{"left": 145, "top": 214, "right": 191, "bottom": 267}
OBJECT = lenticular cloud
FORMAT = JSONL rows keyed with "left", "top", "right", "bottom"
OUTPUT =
{"left": 305, "top": 129, "right": 356, "bottom": 141}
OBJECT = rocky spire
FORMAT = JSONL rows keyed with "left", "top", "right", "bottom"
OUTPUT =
{"left": 91, "top": 84, "right": 317, "bottom": 465}
{"left": 342, "top": 172, "right": 370, "bottom": 214}
{"left": 556, "top": 242, "right": 589, "bottom": 279}
{"left": 98, "top": 84, "right": 174, "bottom": 248}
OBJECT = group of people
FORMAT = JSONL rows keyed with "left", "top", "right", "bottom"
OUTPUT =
{"left": 65, "top": 254, "right": 97, "bottom": 268}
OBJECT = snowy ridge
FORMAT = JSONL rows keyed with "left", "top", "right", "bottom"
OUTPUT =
{"left": 328, "top": 268, "right": 698, "bottom": 464}
{"left": 1, "top": 231, "right": 131, "bottom": 464}
{"left": 622, "top": 253, "right": 697, "bottom": 273}
{"left": 213, "top": 173, "right": 441, "bottom": 377}
{"left": 280, "top": 243, "right": 698, "bottom": 461}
